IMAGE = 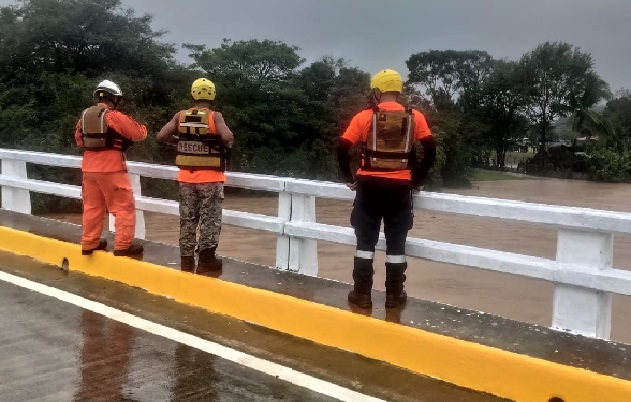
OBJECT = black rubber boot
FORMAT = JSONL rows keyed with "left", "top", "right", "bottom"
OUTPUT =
{"left": 113, "top": 243, "right": 144, "bottom": 257}
{"left": 385, "top": 262, "right": 408, "bottom": 308}
{"left": 348, "top": 256, "right": 374, "bottom": 309}
{"left": 82, "top": 239, "right": 107, "bottom": 255}
{"left": 180, "top": 256, "right": 195, "bottom": 273}
{"left": 197, "top": 248, "right": 222, "bottom": 274}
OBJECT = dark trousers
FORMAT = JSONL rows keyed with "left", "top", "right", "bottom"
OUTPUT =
{"left": 350, "top": 179, "right": 413, "bottom": 256}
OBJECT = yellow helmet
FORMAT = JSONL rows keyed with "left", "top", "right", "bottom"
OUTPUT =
{"left": 370, "top": 69, "right": 403, "bottom": 93}
{"left": 191, "top": 78, "right": 216, "bottom": 100}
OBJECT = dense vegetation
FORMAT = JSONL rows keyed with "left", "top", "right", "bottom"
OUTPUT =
{"left": 1, "top": 0, "right": 630, "bottom": 211}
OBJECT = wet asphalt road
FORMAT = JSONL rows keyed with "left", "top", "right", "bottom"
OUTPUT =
{"left": 0, "top": 279, "right": 339, "bottom": 402}
{"left": 0, "top": 250, "right": 507, "bottom": 402}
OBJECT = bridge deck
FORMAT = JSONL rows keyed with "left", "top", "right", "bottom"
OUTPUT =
{"left": 1, "top": 210, "right": 629, "bottom": 381}
{"left": 0, "top": 211, "right": 631, "bottom": 401}
{"left": 0, "top": 251, "right": 502, "bottom": 401}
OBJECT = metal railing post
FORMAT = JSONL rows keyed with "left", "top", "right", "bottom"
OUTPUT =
{"left": 1, "top": 159, "right": 31, "bottom": 214}
{"left": 288, "top": 193, "right": 318, "bottom": 276}
{"left": 275, "top": 190, "right": 291, "bottom": 270}
{"left": 552, "top": 229, "right": 613, "bottom": 338}
{"left": 109, "top": 173, "right": 146, "bottom": 239}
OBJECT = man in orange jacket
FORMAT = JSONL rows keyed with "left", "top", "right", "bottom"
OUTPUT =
{"left": 337, "top": 69, "right": 437, "bottom": 309}
{"left": 75, "top": 80, "right": 147, "bottom": 256}
{"left": 157, "top": 78, "right": 234, "bottom": 274}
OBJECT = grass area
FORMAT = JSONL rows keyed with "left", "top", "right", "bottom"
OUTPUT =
{"left": 487, "top": 151, "right": 535, "bottom": 166}
{"left": 471, "top": 168, "right": 527, "bottom": 181}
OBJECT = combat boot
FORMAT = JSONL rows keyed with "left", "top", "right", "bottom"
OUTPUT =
{"left": 385, "top": 261, "right": 408, "bottom": 308}
{"left": 348, "top": 256, "right": 374, "bottom": 309}
{"left": 180, "top": 255, "right": 195, "bottom": 273}
{"left": 82, "top": 239, "right": 107, "bottom": 255}
{"left": 196, "top": 248, "right": 222, "bottom": 274}
{"left": 113, "top": 242, "right": 144, "bottom": 257}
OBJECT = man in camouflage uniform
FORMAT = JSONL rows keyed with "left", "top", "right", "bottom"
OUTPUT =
{"left": 157, "top": 78, "right": 234, "bottom": 273}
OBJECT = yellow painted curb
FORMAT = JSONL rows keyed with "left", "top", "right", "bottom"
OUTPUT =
{"left": 1, "top": 225, "right": 630, "bottom": 402}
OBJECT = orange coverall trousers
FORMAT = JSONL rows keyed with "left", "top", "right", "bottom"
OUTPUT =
{"left": 81, "top": 172, "right": 135, "bottom": 251}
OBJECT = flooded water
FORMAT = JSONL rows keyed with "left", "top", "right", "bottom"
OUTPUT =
{"left": 44, "top": 177, "right": 631, "bottom": 343}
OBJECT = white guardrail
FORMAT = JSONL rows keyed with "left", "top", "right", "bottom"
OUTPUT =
{"left": 2, "top": 148, "right": 631, "bottom": 340}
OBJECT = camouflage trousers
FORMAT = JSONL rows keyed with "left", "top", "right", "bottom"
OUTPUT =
{"left": 178, "top": 182, "right": 224, "bottom": 257}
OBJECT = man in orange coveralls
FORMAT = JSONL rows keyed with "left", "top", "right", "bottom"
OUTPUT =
{"left": 74, "top": 80, "right": 147, "bottom": 256}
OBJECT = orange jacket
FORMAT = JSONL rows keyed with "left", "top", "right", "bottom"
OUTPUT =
{"left": 75, "top": 103, "right": 147, "bottom": 173}
{"left": 340, "top": 102, "right": 432, "bottom": 181}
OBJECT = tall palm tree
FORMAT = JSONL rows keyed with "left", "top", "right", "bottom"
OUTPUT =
{"left": 566, "top": 72, "right": 614, "bottom": 176}
{"left": 567, "top": 72, "right": 615, "bottom": 140}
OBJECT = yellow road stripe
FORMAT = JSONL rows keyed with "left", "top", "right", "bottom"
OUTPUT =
{"left": 1, "top": 225, "right": 630, "bottom": 402}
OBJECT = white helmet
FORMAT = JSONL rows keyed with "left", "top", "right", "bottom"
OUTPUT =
{"left": 93, "top": 79, "right": 122, "bottom": 98}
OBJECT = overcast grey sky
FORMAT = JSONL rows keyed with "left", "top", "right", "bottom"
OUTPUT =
{"left": 3, "top": 0, "right": 631, "bottom": 92}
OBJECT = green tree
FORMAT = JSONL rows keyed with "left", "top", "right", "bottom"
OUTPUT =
{"left": 481, "top": 60, "right": 528, "bottom": 168}
{"left": 566, "top": 72, "right": 614, "bottom": 145}
{"left": 406, "top": 50, "right": 493, "bottom": 112}
{"left": 519, "top": 42, "right": 609, "bottom": 169}
{"left": 296, "top": 56, "right": 370, "bottom": 179}
{"left": 603, "top": 93, "right": 631, "bottom": 152}
{"left": 0, "top": 0, "right": 175, "bottom": 77}
{"left": 0, "top": 0, "right": 189, "bottom": 211}
{"left": 587, "top": 149, "right": 630, "bottom": 182}
{"left": 0, "top": 0, "right": 185, "bottom": 154}
{"left": 185, "top": 41, "right": 372, "bottom": 179}
{"left": 184, "top": 39, "right": 310, "bottom": 175}
{"left": 407, "top": 50, "right": 460, "bottom": 111}
{"left": 406, "top": 50, "right": 494, "bottom": 184}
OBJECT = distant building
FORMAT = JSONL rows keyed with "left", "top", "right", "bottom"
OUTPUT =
{"left": 549, "top": 140, "right": 572, "bottom": 148}
{"left": 510, "top": 137, "right": 536, "bottom": 153}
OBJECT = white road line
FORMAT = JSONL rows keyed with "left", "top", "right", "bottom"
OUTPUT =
{"left": 0, "top": 270, "right": 384, "bottom": 402}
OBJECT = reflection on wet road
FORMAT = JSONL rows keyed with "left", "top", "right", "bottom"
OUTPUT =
{"left": 75, "top": 310, "right": 133, "bottom": 401}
